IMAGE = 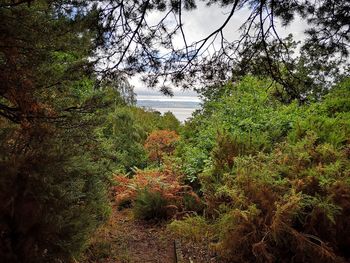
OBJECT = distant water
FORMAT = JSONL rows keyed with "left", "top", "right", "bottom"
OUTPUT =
{"left": 136, "top": 95, "right": 201, "bottom": 122}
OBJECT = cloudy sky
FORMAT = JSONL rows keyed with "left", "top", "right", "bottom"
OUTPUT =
{"left": 131, "top": 2, "right": 307, "bottom": 97}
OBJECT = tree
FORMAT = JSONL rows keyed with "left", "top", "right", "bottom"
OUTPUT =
{"left": 0, "top": 1, "right": 113, "bottom": 261}
{"left": 92, "top": 0, "right": 349, "bottom": 99}
{"left": 2, "top": 1, "right": 349, "bottom": 100}
{"left": 159, "top": 111, "right": 181, "bottom": 132}
{"left": 99, "top": 106, "right": 148, "bottom": 173}
{"left": 144, "top": 130, "right": 179, "bottom": 165}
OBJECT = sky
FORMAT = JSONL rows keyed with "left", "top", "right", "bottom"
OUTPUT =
{"left": 130, "top": 1, "right": 308, "bottom": 97}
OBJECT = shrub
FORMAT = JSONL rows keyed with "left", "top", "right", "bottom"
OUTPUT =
{"left": 169, "top": 216, "right": 213, "bottom": 242}
{"left": 133, "top": 188, "right": 169, "bottom": 220}
{"left": 175, "top": 77, "right": 350, "bottom": 262}
{"left": 0, "top": 125, "right": 111, "bottom": 262}
{"left": 144, "top": 130, "right": 179, "bottom": 165}
{"left": 114, "top": 167, "right": 202, "bottom": 220}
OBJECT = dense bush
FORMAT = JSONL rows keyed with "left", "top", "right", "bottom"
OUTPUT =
{"left": 133, "top": 189, "right": 169, "bottom": 220}
{"left": 0, "top": 2, "right": 114, "bottom": 261}
{"left": 0, "top": 111, "right": 112, "bottom": 262}
{"left": 98, "top": 107, "right": 182, "bottom": 174}
{"left": 208, "top": 135, "right": 350, "bottom": 262}
{"left": 144, "top": 130, "right": 180, "bottom": 165}
{"left": 171, "top": 76, "right": 350, "bottom": 262}
{"left": 177, "top": 76, "right": 305, "bottom": 185}
{"left": 114, "top": 166, "right": 201, "bottom": 221}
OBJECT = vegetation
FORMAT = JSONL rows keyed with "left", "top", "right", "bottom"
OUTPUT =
{"left": 114, "top": 167, "right": 201, "bottom": 220}
{"left": 171, "top": 77, "right": 350, "bottom": 262}
{"left": 0, "top": 0, "right": 349, "bottom": 263}
{"left": 0, "top": 2, "right": 180, "bottom": 261}
{"left": 144, "top": 130, "right": 179, "bottom": 165}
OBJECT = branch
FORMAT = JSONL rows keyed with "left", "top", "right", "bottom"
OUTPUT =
{"left": 178, "top": 0, "right": 240, "bottom": 72}
{"left": 111, "top": 0, "right": 150, "bottom": 70}
{"left": 0, "top": 0, "right": 33, "bottom": 8}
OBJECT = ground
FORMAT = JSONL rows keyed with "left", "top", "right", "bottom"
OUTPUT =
{"left": 84, "top": 206, "right": 217, "bottom": 263}
{"left": 85, "top": 207, "right": 174, "bottom": 263}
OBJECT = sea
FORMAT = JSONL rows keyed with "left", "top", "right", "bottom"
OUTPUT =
{"left": 136, "top": 95, "right": 201, "bottom": 122}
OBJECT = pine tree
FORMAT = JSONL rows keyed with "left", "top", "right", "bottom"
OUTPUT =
{"left": 0, "top": 1, "right": 112, "bottom": 262}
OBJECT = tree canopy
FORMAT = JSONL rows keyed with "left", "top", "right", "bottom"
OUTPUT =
{"left": 2, "top": 0, "right": 349, "bottom": 108}
{"left": 92, "top": 0, "right": 349, "bottom": 98}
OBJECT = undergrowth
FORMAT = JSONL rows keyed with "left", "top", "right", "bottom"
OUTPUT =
{"left": 169, "top": 77, "right": 350, "bottom": 263}
{"left": 114, "top": 165, "right": 202, "bottom": 221}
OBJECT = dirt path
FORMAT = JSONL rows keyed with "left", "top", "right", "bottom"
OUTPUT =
{"left": 85, "top": 208, "right": 176, "bottom": 263}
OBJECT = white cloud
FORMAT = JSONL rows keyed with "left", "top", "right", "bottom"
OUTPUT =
{"left": 131, "top": 2, "right": 308, "bottom": 97}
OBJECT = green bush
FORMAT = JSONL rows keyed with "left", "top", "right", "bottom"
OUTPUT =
{"left": 133, "top": 188, "right": 169, "bottom": 220}
{"left": 169, "top": 215, "right": 213, "bottom": 242}
{"left": 174, "top": 76, "right": 350, "bottom": 262}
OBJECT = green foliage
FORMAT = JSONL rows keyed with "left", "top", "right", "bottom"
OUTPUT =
{"left": 176, "top": 143, "right": 208, "bottom": 183}
{"left": 169, "top": 216, "right": 213, "bottom": 242}
{"left": 178, "top": 76, "right": 350, "bottom": 184}
{"left": 128, "top": 108, "right": 181, "bottom": 134}
{"left": 97, "top": 105, "right": 182, "bottom": 173}
{"left": 0, "top": 2, "right": 112, "bottom": 262}
{"left": 98, "top": 106, "right": 148, "bottom": 173}
{"left": 133, "top": 188, "right": 169, "bottom": 221}
{"left": 173, "top": 76, "right": 350, "bottom": 262}
{"left": 159, "top": 111, "right": 181, "bottom": 132}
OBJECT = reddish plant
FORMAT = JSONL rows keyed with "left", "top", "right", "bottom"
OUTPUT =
{"left": 144, "top": 130, "right": 179, "bottom": 164}
{"left": 113, "top": 167, "right": 201, "bottom": 218}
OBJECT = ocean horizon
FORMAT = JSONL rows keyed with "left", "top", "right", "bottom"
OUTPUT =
{"left": 136, "top": 95, "right": 201, "bottom": 122}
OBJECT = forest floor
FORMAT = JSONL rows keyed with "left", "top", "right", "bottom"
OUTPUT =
{"left": 84, "top": 205, "right": 216, "bottom": 263}
{"left": 85, "top": 207, "right": 174, "bottom": 263}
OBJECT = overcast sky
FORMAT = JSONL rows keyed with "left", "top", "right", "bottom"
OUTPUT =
{"left": 131, "top": 2, "right": 308, "bottom": 97}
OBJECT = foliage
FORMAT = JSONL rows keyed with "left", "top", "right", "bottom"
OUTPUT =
{"left": 128, "top": 108, "right": 181, "bottom": 133}
{"left": 114, "top": 167, "right": 201, "bottom": 220}
{"left": 0, "top": 2, "right": 110, "bottom": 262}
{"left": 177, "top": 76, "right": 302, "bottom": 185}
{"left": 1, "top": 0, "right": 349, "bottom": 261}
{"left": 144, "top": 130, "right": 180, "bottom": 165}
{"left": 171, "top": 76, "right": 350, "bottom": 262}
{"left": 97, "top": 102, "right": 182, "bottom": 174}
{"left": 133, "top": 189, "right": 169, "bottom": 220}
{"left": 169, "top": 216, "right": 213, "bottom": 242}
{"left": 97, "top": 105, "right": 148, "bottom": 174}
{"left": 159, "top": 111, "right": 181, "bottom": 132}
{"left": 206, "top": 135, "right": 350, "bottom": 262}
